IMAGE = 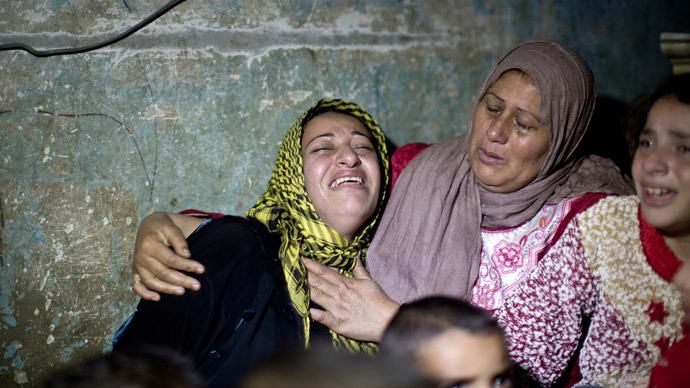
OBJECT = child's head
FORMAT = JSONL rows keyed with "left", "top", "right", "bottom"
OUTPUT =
{"left": 239, "top": 344, "right": 434, "bottom": 388}
{"left": 380, "top": 296, "right": 512, "bottom": 388}
{"left": 43, "top": 346, "right": 205, "bottom": 388}
{"left": 630, "top": 73, "right": 690, "bottom": 324}
{"left": 631, "top": 74, "right": 690, "bottom": 239}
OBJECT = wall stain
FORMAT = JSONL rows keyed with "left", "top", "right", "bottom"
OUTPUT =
{"left": 1, "top": 109, "right": 155, "bottom": 202}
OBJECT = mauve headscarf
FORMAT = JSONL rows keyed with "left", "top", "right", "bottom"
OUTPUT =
{"left": 367, "top": 41, "right": 634, "bottom": 303}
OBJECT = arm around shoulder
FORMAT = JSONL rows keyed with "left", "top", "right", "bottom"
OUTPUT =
{"left": 132, "top": 212, "right": 207, "bottom": 300}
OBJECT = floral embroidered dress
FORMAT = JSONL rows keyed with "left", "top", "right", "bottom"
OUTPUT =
{"left": 472, "top": 192, "right": 613, "bottom": 311}
{"left": 490, "top": 195, "right": 686, "bottom": 387}
{"left": 472, "top": 194, "right": 592, "bottom": 311}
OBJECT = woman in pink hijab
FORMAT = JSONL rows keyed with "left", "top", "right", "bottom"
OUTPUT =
{"left": 131, "top": 41, "right": 635, "bottom": 385}
{"left": 365, "top": 40, "right": 632, "bottom": 304}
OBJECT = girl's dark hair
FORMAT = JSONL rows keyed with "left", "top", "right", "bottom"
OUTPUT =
{"left": 380, "top": 296, "right": 504, "bottom": 359}
{"left": 625, "top": 73, "right": 690, "bottom": 157}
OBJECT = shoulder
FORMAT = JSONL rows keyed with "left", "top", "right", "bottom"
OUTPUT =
{"left": 576, "top": 195, "right": 639, "bottom": 234}
{"left": 186, "top": 216, "right": 281, "bottom": 270}
{"left": 574, "top": 195, "right": 640, "bottom": 253}
{"left": 394, "top": 136, "right": 468, "bottom": 172}
{"left": 536, "top": 193, "right": 621, "bottom": 260}
{"left": 188, "top": 216, "right": 273, "bottom": 244}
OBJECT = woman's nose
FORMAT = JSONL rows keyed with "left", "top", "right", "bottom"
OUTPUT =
{"left": 642, "top": 147, "right": 669, "bottom": 175}
{"left": 486, "top": 116, "right": 510, "bottom": 144}
{"left": 336, "top": 146, "right": 361, "bottom": 167}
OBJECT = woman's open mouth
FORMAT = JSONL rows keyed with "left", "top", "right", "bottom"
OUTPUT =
{"left": 330, "top": 176, "right": 364, "bottom": 188}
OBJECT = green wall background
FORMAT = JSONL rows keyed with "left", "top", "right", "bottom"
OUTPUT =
{"left": 1, "top": 0, "right": 688, "bottom": 386}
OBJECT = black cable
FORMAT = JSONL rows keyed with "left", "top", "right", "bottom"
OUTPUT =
{"left": 0, "top": 0, "right": 188, "bottom": 57}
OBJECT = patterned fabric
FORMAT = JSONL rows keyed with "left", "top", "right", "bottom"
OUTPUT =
{"left": 472, "top": 197, "right": 579, "bottom": 310}
{"left": 472, "top": 193, "right": 608, "bottom": 311}
{"left": 246, "top": 99, "right": 390, "bottom": 354}
{"left": 494, "top": 196, "right": 685, "bottom": 387}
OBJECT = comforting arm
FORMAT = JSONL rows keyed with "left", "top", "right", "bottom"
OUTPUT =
{"left": 132, "top": 212, "right": 207, "bottom": 301}
{"left": 303, "top": 255, "right": 400, "bottom": 342}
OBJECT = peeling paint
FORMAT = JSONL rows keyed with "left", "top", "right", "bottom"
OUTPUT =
{"left": 14, "top": 369, "right": 27, "bottom": 385}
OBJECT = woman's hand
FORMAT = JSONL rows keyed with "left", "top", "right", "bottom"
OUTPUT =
{"left": 132, "top": 212, "right": 205, "bottom": 301}
{"left": 303, "top": 255, "right": 400, "bottom": 342}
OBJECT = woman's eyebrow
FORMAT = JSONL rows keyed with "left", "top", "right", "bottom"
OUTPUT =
{"left": 669, "top": 128, "right": 690, "bottom": 140}
{"left": 305, "top": 128, "right": 372, "bottom": 148}
{"left": 640, "top": 127, "right": 690, "bottom": 140}
{"left": 352, "top": 130, "right": 373, "bottom": 139}
{"left": 486, "top": 91, "right": 541, "bottom": 123}
{"left": 485, "top": 91, "right": 503, "bottom": 101}
{"left": 517, "top": 106, "right": 542, "bottom": 123}
{"left": 304, "top": 132, "right": 334, "bottom": 147}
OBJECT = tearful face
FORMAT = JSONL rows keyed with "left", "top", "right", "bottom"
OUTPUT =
{"left": 301, "top": 112, "right": 381, "bottom": 240}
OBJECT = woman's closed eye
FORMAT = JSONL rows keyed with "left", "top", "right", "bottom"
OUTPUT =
{"left": 485, "top": 103, "right": 500, "bottom": 114}
{"left": 307, "top": 140, "right": 334, "bottom": 153}
{"left": 514, "top": 118, "right": 532, "bottom": 131}
{"left": 353, "top": 143, "right": 375, "bottom": 153}
{"left": 311, "top": 146, "right": 332, "bottom": 153}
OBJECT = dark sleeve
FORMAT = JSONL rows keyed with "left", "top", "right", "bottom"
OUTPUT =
{"left": 112, "top": 216, "right": 298, "bottom": 386}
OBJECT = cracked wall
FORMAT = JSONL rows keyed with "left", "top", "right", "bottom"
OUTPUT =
{"left": 1, "top": 0, "right": 688, "bottom": 386}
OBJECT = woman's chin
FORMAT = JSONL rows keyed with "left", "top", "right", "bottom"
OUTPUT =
{"left": 325, "top": 210, "right": 376, "bottom": 239}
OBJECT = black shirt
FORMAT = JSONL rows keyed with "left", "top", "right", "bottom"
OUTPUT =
{"left": 113, "top": 216, "right": 329, "bottom": 387}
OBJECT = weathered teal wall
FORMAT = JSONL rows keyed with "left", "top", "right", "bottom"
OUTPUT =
{"left": 1, "top": 0, "right": 688, "bottom": 386}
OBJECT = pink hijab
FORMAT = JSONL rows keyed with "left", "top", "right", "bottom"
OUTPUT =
{"left": 366, "top": 41, "right": 633, "bottom": 303}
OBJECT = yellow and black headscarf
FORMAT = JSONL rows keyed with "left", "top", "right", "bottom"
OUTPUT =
{"left": 246, "top": 99, "right": 390, "bottom": 354}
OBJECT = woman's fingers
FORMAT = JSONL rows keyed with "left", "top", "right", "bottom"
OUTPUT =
{"left": 304, "top": 257, "right": 340, "bottom": 284}
{"left": 152, "top": 221, "right": 204, "bottom": 273}
{"left": 133, "top": 244, "right": 201, "bottom": 295}
{"left": 131, "top": 212, "right": 204, "bottom": 297}
{"left": 131, "top": 273, "right": 161, "bottom": 301}
{"left": 143, "top": 239, "right": 203, "bottom": 280}
{"left": 352, "top": 254, "right": 372, "bottom": 280}
{"left": 304, "top": 258, "right": 338, "bottom": 308}
{"left": 309, "top": 307, "right": 336, "bottom": 328}
{"left": 302, "top": 257, "right": 399, "bottom": 342}
{"left": 135, "top": 253, "right": 200, "bottom": 295}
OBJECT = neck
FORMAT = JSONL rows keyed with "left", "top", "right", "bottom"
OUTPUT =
{"left": 663, "top": 234, "right": 690, "bottom": 262}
